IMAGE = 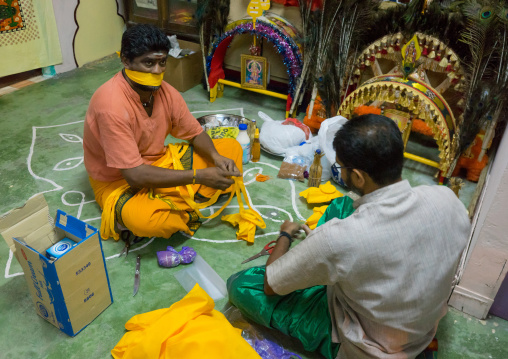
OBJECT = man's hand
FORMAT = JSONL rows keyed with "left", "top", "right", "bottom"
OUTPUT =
{"left": 196, "top": 167, "right": 237, "bottom": 190}
{"left": 301, "top": 224, "right": 312, "bottom": 236}
{"left": 213, "top": 154, "right": 241, "bottom": 176}
{"left": 280, "top": 220, "right": 302, "bottom": 237}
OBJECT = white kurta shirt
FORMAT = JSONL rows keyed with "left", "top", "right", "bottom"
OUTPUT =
{"left": 267, "top": 180, "right": 470, "bottom": 359}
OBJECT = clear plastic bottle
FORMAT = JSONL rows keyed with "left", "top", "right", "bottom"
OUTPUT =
{"left": 251, "top": 128, "right": 261, "bottom": 162}
{"left": 237, "top": 123, "right": 251, "bottom": 165}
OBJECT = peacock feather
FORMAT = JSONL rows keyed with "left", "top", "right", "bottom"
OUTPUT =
{"left": 456, "top": 0, "right": 505, "bottom": 156}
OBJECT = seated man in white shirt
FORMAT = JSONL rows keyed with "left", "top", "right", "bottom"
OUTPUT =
{"left": 227, "top": 114, "right": 470, "bottom": 359}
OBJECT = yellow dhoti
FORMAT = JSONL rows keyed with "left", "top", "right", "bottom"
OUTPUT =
{"left": 89, "top": 138, "right": 243, "bottom": 240}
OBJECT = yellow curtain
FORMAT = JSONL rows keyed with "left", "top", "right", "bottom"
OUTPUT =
{"left": 0, "top": 0, "right": 62, "bottom": 77}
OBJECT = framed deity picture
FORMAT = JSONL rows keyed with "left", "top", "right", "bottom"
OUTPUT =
{"left": 241, "top": 54, "right": 268, "bottom": 90}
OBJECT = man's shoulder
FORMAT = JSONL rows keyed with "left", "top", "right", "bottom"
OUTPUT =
{"left": 89, "top": 72, "right": 131, "bottom": 114}
{"left": 92, "top": 72, "right": 123, "bottom": 98}
{"left": 159, "top": 81, "right": 183, "bottom": 100}
{"left": 413, "top": 183, "right": 460, "bottom": 204}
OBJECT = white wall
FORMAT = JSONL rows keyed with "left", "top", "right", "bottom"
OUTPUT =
{"left": 449, "top": 125, "right": 508, "bottom": 318}
{"left": 51, "top": 0, "right": 125, "bottom": 74}
{"left": 52, "top": 0, "right": 79, "bottom": 73}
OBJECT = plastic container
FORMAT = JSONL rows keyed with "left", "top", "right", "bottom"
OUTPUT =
{"left": 251, "top": 128, "right": 261, "bottom": 162}
{"left": 174, "top": 255, "right": 227, "bottom": 300}
{"left": 237, "top": 123, "right": 251, "bottom": 165}
{"left": 46, "top": 238, "right": 76, "bottom": 260}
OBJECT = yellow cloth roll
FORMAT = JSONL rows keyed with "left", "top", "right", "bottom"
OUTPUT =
{"left": 299, "top": 181, "right": 343, "bottom": 204}
{"left": 305, "top": 205, "right": 329, "bottom": 230}
{"left": 111, "top": 284, "right": 262, "bottom": 359}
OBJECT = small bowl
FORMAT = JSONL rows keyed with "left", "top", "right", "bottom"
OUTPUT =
{"left": 196, "top": 114, "right": 256, "bottom": 142}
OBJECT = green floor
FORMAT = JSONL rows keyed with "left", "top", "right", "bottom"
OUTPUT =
{"left": 0, "top": 55, "right": 507, "bottom": 359}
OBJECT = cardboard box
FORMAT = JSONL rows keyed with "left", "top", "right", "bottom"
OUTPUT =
{"left": 0, "top": 195, "right": 113, "bottom": 336}
{"left": 164, "top": 39, "right": 204, "bottom": 93}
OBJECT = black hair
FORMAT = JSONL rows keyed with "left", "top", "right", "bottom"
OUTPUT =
{"left": 120, "top": 24, "right": 170, "bottom": 61}
{"left": 333, "top": 114, "right": 404, "bottom": 186}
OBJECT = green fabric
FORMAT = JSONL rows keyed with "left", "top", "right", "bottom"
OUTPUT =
{"left": 316, "top": 196, "right": 356, "bottom": 228}
{"left": 227, "top": 266, "right": 340, "bottom": 359}
{"left": 415, "top": 349, "right": 438, "bottom": 359}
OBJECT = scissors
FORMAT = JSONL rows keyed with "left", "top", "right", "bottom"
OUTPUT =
{"left": 242, "top": 241, "right": 277, "bottom": 264}
{"left": 120, "top": 230, "right": 145, "bottom": 257}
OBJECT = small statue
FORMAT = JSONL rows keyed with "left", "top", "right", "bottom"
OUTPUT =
{"left": 308, "top": 149, "right": 325, "bottom": 187}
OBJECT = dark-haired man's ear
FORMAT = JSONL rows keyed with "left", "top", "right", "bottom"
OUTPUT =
{"left": 121, "top": 56, "right": 131, "bottom": 70}
{"left": 351, "top": 169, "right": 366, "bottom": 189}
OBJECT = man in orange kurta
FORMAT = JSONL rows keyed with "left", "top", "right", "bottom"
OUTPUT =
{"left": 83, "top": 24, "right": 242, "bottom": 240}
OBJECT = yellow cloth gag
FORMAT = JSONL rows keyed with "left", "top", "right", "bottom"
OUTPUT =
{"left": 124, "top": 68, "right": 164, "bottom": 87}
{"left": 111, "top": 284, "right": 262, "bottom": 359}
{"left": 221, "top": 178, "right": 266, "bottom": 243}
{"left": 305, "top": 205, "right": 329, "bottom": 230}
{"left": 299, "top": 181, "right": 343, "bottom": 204}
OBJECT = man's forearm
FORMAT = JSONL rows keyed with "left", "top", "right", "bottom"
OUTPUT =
{"left": 121, "top": 164, "right": 194, "bottom": 189}
{"left": 264, "top": 235, "right": 292, "bottom": 296}
{"left": 191, "top": 131, "right": 220, "bottom": 164}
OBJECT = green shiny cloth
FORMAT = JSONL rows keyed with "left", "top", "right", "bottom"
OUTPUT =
{"left": 316, "top": 196, "right": 356, "bottom": 228}
{"left": 227, "top": 266, "right": 339, "bottom": 359}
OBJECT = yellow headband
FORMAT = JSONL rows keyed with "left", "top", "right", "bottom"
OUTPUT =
{"left": 124, "top": 68, "right": 164, "bottom": 87}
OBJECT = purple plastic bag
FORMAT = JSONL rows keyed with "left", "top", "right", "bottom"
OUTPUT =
{"left": 157, "top": 246, "right": 196, "bottom": 268}
{"left": 179, "top": 246, "right": 197, "bottom": 264}
{"left": 157, "top": 246, "right": 181, "bottom": 268}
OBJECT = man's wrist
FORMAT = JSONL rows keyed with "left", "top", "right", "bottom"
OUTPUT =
{"left": 193, "top": 169, "right": 200, "bottom": 185}
{"left": 278, "top": 231, "right": 293, "bottom": 245}
{"left": 210, "top": 151, "right": 221, "bottom": 163}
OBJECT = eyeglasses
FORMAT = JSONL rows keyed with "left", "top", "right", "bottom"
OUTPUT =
{"left": 332, "top": 163, "right": 354, "bottom": 171}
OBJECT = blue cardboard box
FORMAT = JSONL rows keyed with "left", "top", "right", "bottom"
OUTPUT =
{"left": 0, "top": 194, "right": 113, "bottom": 336}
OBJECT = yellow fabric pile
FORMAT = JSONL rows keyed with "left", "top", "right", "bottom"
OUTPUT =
{"left": 222, "top": 178, "right": 266, "bottom": 243}
{"left": 111, "top": 284, "right": 261, "bottom": 359}
{"left": 299, "top": 181, "right": 343, "bottom": 204}
{"left": 305, "top": 205, "right": 329, "bottom": 230}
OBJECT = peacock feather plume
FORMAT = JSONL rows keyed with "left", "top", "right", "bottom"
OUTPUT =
{"left": 456, "top": 0, "right": 505, "bottom": 156}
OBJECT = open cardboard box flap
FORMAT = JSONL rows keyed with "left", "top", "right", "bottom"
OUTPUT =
{"left": 0, "top": 194, "right": 55, "bottom": 257}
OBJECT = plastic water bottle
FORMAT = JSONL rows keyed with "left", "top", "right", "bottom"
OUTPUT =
{"left": 237, "top": 123, "right": 251, "bottom": 164}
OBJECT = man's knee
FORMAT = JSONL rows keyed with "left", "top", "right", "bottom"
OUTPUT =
{"left": 213, "top": 138, "right": 242, "bottom": 162}
{"left": 227, "top": 266, "right": 266, "bottom": 305}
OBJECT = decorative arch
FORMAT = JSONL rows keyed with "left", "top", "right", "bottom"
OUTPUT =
{"left": 339, "top": 74, "right": 457, "bottom": 173}
{"left": 206, "top": 15, "right": 303, "bottom": 111}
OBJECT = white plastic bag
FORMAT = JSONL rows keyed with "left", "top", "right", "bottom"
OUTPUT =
{"left": 318, "top": 116, "right": 348, "bottom": 164}
{"left": 167, "top": 35, "right": 182, "bottom": 58}
{"left": 259, "top": 112, "right": 306, "bottom": 156}
{"left": 318, "top": 116, "right": 348, "bottom": 184}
